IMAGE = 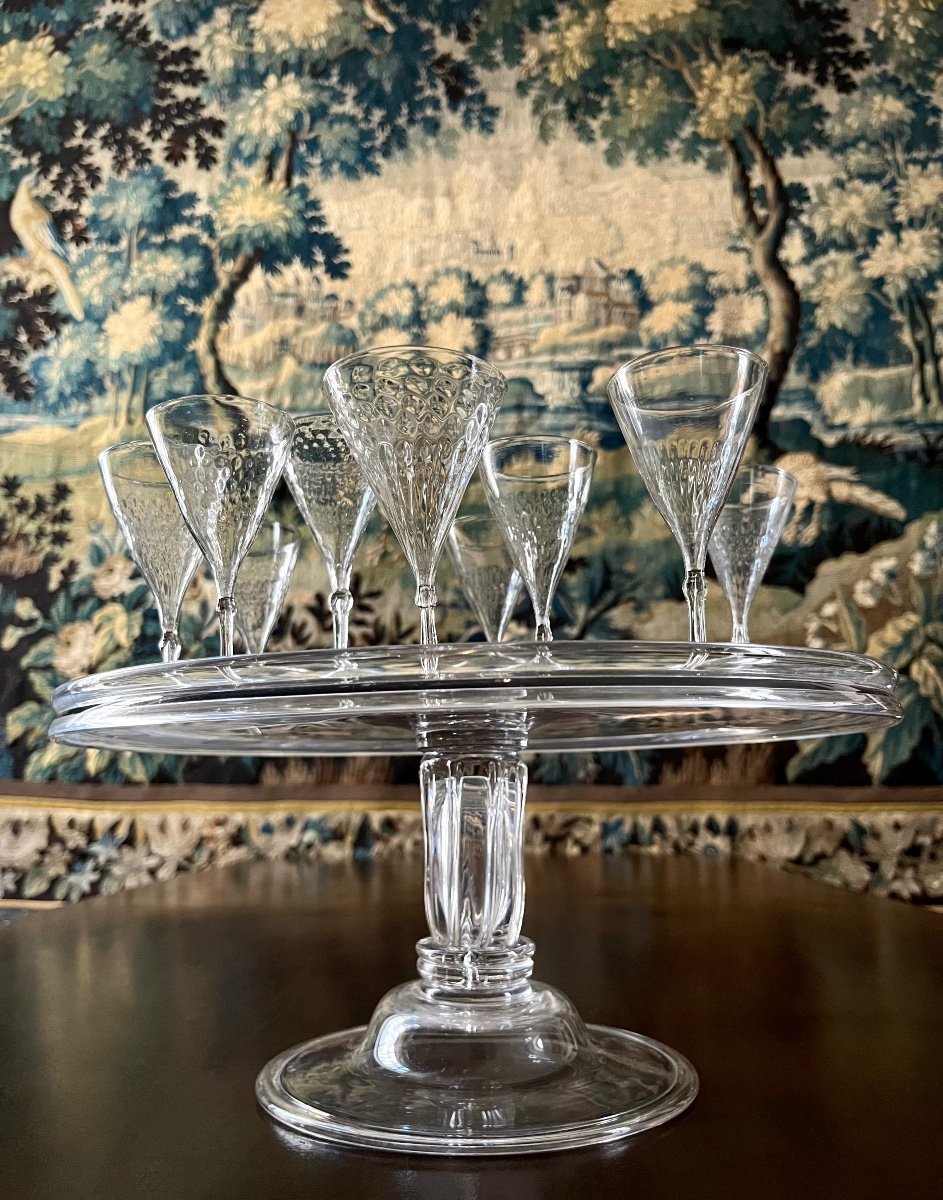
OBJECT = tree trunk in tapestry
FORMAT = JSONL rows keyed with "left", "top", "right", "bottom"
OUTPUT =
{"left": 724, "top": 134, "right": 800, "bottom": 453}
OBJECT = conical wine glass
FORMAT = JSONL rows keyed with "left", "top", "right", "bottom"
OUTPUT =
{"left": 146, "top": 394, "right": 294, "bottom": 657}
{"left": 323, "top": 346, "right": 507, "bottom": 645}
{"left": 284, "top": 411, "right": 376, "bottom": 650}
{"left": 481, "top": 436, "right": 596, "bottom": 643}
{"left": 708, "top": 464, "right": 796, "bottom": 644}
{"left": 447, "top": 514, "right": 523, "bottom": 643}
{"left": 233, "top": 521, "right": 299, "bottom": 655}
{"left": 99, "top": 441, "right": 202, "bottom": 663}
{"left": 607, "top": 345, "right": 767, "bottom": 643}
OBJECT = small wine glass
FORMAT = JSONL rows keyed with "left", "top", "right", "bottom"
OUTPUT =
{"left": 708, "top": 464, "right": 797, "bottom": 644}
{"left": 323, "top": 346, "right": 507, "bottom": 646}
{"left": 233, "top": 521, "right": 300, "bottom": 655}
{"left": 283, "top": 411, "right": 376, "bottom": 650}
{"left": 607, "top": 345, "right": 767, "bottom": 643}
{"left": 447, "top": 515, "right": 523, "bottom": 643}
{"left": 99, "top": 441, "right": 202, "bottom": 663}
{"left": 145, "top": 394, "right": 294, "bottom": 657}
{"left": 481, "top": 436, "right": 596, "bottom": 643}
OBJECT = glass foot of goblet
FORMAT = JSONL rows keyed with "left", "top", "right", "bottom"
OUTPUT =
{"left": 256, "top": 715, "right": 697, "bottom": 1156}
{"left": 256, "top": 1003, "right": 696, "bottom": 1156}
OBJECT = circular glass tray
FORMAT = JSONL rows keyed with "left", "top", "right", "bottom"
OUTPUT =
{"left": 51, "top": 640, "right": 900, "bottom": 757}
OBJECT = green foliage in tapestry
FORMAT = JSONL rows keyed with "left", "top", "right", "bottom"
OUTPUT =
{"left": 3, "top": 530, "right": 220, "bottom": 784}
{"left": 146, "top": 0, "right": 497, "bottom": 396}
{"left": 803, "top": 75, "right": 943, "bottom": 415}
{"left": 475, "top": 0, "right": 870, "bottom": 449}
{"left": 791, "top": 514, "right": 943, "bottom": 783}
{"left": 0, "top": 1, "right": 222, "bottom": 401}
{"left": 30, "top": 169, "right": 212, "bottom": 426}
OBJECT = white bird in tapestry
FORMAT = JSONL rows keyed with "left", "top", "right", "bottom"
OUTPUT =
{"left": 774, "top": 451, "right": 907, "bottom": 546}
{"left": 9, "top": 175, "right": 84, "bottom": 321}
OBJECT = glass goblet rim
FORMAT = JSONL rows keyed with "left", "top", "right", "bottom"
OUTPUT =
{"left": 242, "top": 522, "right": 300, "bottom": 557}
{"left": 721, "top": 498, "right": 784, "bottom": 513}
{"left": 607, "top": 343, "right": 769, "bottom": 414}
{"left": 730, "top": 462, "right": 797, "bottom": 485}
{"left": 484, "top": 434, "right": 597, "bottom": 483}
{"left": 322, "top": 343, "right": 508, "bottom": 389}
{"left": 100, "top": 439, "right": 172, "bottom": 487}
{"left": 450, "top": 513, "right": 509, "bottom": 548}
{"left": 147, "top": 393, "right": 295, "bottom": 440}
{"left": 290, "top": 409, "right": 338, "bottom": 430}
{"left": 722, "top": 464, "right": 798, "bottom": 510}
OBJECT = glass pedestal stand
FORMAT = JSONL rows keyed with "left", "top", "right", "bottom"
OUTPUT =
{"left": 51, "top": 641, "right": 901, "bottom": 1156}
{"left": 258, "top": 711, "right": 697, "bottom": 1153}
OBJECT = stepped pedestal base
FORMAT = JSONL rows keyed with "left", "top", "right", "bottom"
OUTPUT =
{"left": 256, "top": 975, "right": 697, "bottom": 1155}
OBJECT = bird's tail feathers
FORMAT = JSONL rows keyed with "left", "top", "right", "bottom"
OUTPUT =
{"left": 829, "top": 481, "right": 906, "bottom": 521}
{"left": 47, "top": 256, "right": 84, "bottom": 321}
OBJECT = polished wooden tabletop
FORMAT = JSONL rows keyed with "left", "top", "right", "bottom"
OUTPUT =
{"left": 0, "top": 853, "right": 941, "bottom": 1199}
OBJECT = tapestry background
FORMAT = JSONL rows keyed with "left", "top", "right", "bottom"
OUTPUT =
{"left": 0, "top": 0, "right": 941, "bottom": 790}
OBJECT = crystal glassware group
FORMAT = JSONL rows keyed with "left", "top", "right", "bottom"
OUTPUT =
{"left": 77, "top": 343, "right": 897, "bottom": 1161}
{"left": 99, "top": 343, "right": 797, "bottom": 663}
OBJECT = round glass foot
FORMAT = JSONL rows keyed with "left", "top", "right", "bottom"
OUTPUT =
{"left": 256, "top": 1008, "right": 697, "bottom": 1156}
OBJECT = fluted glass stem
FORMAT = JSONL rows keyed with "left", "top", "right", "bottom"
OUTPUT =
{"left": 416, "top": 582, "right": 438, "bottom": 647}
{"left": 217, "top": 595, "right": 236, "bottom": 657}
{"left": 329, "top": 570, "right": 354, "bottom": 650}
{"left": 158, "top": 625, "right": 182, "bottom": 663}
{"left": 418, "top": 717, "right": 529, "bottom": 993}
{"left": 731, "top": 615, "right": 750, "bottom": 645}
{"left": 682, "top": 567, "right": 707, "bottom": 643}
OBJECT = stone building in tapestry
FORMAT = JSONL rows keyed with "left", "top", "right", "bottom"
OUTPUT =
{"left": 490, "top": 258, "right": 641, "bottom": 363}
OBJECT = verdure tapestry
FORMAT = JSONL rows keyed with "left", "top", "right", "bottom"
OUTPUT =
{"left": 0, "top": 0, "right": 941, "bottom": 791}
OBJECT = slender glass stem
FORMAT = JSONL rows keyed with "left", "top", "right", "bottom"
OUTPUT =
{"left": 217, "top": 594, "right": 236, "bottom": 657}
{"left": 682, "top": 568, "right": 708, "bottom": 643}
{"left": 238, "top": 627, "right": 261, "bottom": 655}
{"left": 535, "top": 615, "right": 553, "bottom": 643}
{"left": 159, "top": 625, "right": 182, "bottom": 663}
{"left": 329, "top": 568, "right": 354, "bottom": 650}
{"left": 416, "top": 581, "right": 438, "bottom": 647}
{"left": 731, "top": 614, "right": 750, "bottom": 645}
{"left": 418, "top": 716, "right": 529, "bottom": 993}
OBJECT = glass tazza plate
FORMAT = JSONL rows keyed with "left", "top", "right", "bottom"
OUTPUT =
{"left": 51, "top": 640, "right": 900, "bottom": 757}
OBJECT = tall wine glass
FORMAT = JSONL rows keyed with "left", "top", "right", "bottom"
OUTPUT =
{"left": 607, "top": 345, "right": 767, "bottom": 642}
{"left": 233, "top": 521, "right": 300, "bottom": 654}
{"left": 146, "top": 394, "right": 294, "bottom": 657}
{"left": 283, "top": 411, "right": 376, "bottom": 650}
{"left": 323, "top": 346, "right": 507, "bottom": 645}
{"left": 481, "top": 436, "right": 596, "bottom": 643}
{"left": 447, "top": 515, "right": 523, "bottom": 643}
{"left": 99, "top": 441, "right": 202, "bottom": 663}
{"left": 709, "top": 464, "right": 796, "bottom": 644}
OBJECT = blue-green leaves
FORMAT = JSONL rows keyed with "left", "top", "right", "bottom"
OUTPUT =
{"left": 213, "top": 176, "right": 307, "bottom": 262}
